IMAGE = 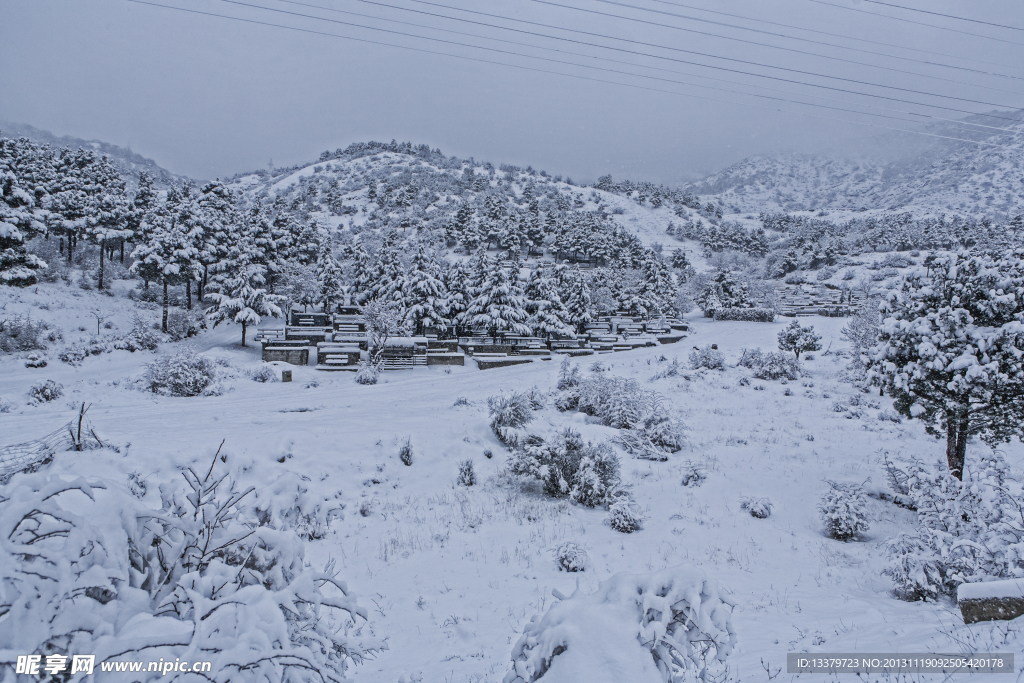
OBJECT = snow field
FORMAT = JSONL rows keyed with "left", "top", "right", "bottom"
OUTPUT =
{"left": 2, "top": 288, "right": 1023, "bottom": 681}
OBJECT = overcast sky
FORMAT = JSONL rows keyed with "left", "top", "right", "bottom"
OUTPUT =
{"left": 1, "top": 0, "right": 1021, "bottom": 184}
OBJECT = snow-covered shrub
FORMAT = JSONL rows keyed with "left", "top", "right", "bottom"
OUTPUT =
{"left": 488, "top": 392, "right": 535, "bottom": 448}
{"left": 882, "top": 453, "right": 1024, "bottom": 601}
{"left": 127, "top": 471, "right": 147, "bottom": 499}
{"left": 753, "top": 352, "right": 799, "bottom": 381}
{"left": 0, "top": 395, "right": 13, "bottom": 413}
{"left": 740, "top": 497, "right": 773, "bottom": 519}
{"left": 252, "top": 471, "right": 344, "bottom": 540}
{"left": 113, "top": 315, "right": 159, "bottom": 352}
{"left": 399, "top": 438, "right": 413, "bottom": 466}
{"left": 24, "top": 351, "right": 46, "bottom": 368}
{"left": 249, "top": 365, "right": 279, "bottom": 383}
{"left": 575, "top": 374, "right": 683, "bottom": 455}
{"left": 649, "top": 356, "right": 682, "bottom": 380}
{"left": 680, "top": 459, "right": 707, "bottom": 487}
{"left": 554, "top": 541, "right": 588, "bottom": 572}
{"left": 818, "top": 481, "right": 870, "bottom": 541}
{"left": 713, "top": 307, "right": 774, "bottom": 322}
{"left": 505, "top": 566, "right": 735, "bottom": 683}
{"left": 452, "top": 396, "right": 470, "bottom": 406}
{"left": 689, "top": 345, "right": 724, "bottom": 370}
{"left": 57, "top": 344, "right": 89, "bottom": 365}
{"left": 553, "top": 391, "right": 579, "bottom": 412}
{"left": 878, "top": 409, "right": 902, "bottom": 423}
{"left": 777, "top": 319, "right": 821, "bottom": 360}
{"left": 355, "top": 360, "right": 380, "bottom": 385}
{"left": 165, "top": 308, "right": 206, "bottom": 341}
{"left": 27, "top": 379, "right": 63, "bottom": 404}
{"left": 0, "top": 315, "right": 52, "bottom": 353}
{"left": 816, "top": 267, "right": 835, "bottom": 281}
{"left": 556, "top": 356, "right": 580, "bottom": 390}
{"left": 783, "top": 387, "right": 793, "bottom": 396}
{"left": 526, "top": 386, "right": 545, "bottom": 410}
{"left": 457, "top": 459, "right": 476, "bottom": 486}
{"left": 609, "top": 499, "right": 643, "bottom": 533}
{"left": 0, "top": 463, "right": 382, "bottom": 682}
{"left": 144, "top": 349, "right": 216, "bottom": 396}
{"left": 509, "top": 429, "right": 621, "bottom": 507}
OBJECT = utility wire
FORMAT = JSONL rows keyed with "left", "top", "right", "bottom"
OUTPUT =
{"left": 647, "top": 0, "right": 1020, "bottom": 70}
{"left": 357, "top": 0, "right": 1024, "bottom": 117}
{"left": 274, "top": 0, "right": 1023, "bottom": 137}
{"left": 588, "top": 0, "right": 1022, "bottom": 86}
{"left": 125, "top": 0, "right": 1016, "bottom": 149}
{"left": 809, "top": 0, "right": 1024, "bottom": 47}
{"left": 861, "top": 0, "right": 1024, "bottom": 33}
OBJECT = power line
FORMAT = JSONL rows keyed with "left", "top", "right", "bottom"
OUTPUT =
{"left": 590, "top": 0, "right": 1023, "bottom": 86}
{"left": 809, "top": 0, "right": 1024, "bottom": 47}
{"left": 367, "top": 0, "right": 1024, "bottom": 117}
{"left": 647, "top": 0, "right": 1020, "bottom": 71}
{"left": 861, "top": 0, "right": 1024, "bottom": 33}
{"left": 126, "top": 0, "right": 1014, "bottom": 149}
{"left": 274, "top": 0, "right": 1023, "bottom": 137}
{"left": 529, "top": 0, "right": 1024, "bottom": 94}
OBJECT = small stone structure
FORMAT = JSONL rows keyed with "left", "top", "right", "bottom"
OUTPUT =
{"left": 958, "top": 580, "right": 1024, "bottom": 623}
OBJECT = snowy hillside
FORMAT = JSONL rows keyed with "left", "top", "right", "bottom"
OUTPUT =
{"left": 684, "top": 111, "right": 1024, "bottom": 217}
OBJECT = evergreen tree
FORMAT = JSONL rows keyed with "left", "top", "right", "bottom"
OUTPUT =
{"left": 207, "top": 238, "right": 284, "bottom": 346}
{"left": 527, "top": 269, "right": 575, "bottom": 338}
{"left": 466, "top": 258, "right": 531, "bottom": 337}
{"left": 404, "top": 248, "right": 448, "bottom": 335}
{"left": 315, "top": 231, "right": 342, "bottom": 312}
{"left": 126, "top": 171, "right": 158, "bottom": 271}
{"left": 777, "top": 319, "right": 821, "bottom": 360}
{"left": 196, "top": 179, "right": 239, "bottom": 300}
{"left": 563, "top": 266, "right": 593, "bottom": 333}
{"left": 350, "top": 240, "right": 375, "bottom": 304}
{"left": 0, "top": 136, "right": 48, "bottom": 286}
{"left": 86, "top": 181, "right": 129, "bottom": 291}
{"left": 443, "top": 260, "right": 471, "bottom": 332}
{"left": 368, "top": 236, "right": 408, "bottom": 307}
{"left": 246, "top": 198, "right": 283, "bottom": 292}
{"left": 293, "top": 217, "right": 321, "bottom": 266}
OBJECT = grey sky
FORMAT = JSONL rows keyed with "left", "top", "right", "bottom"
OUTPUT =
{"left": 1, "top": 0, "right": 1021, "bottom": 184}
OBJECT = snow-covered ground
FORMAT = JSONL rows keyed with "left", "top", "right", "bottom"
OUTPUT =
{"left": 3, "top": 280, "right": 1022, "bottom": 682}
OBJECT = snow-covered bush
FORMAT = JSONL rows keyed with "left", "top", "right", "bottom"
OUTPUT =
{"left": 713, "top": 307, "right": 774, "bottom": 322}
{"left": 399, "top": 438, "right": 413, "bottom": 466}
{"left": 113, "top": 315, "right": 160, "bottom": 352}
{"left": 0, "top": 462, "right": 382, "bottom": 682}
{"left": 818, "top": 481, "right": 870, "bottom": 541}
{"left": 777, "top": 319, "right": 821, "bottom": 360}
{"left": 877, "top": 409, "right": 902, "bottom": 423}
{"left": 574, "top": 374, "right": 683, "bottom": 455}
{"left": 249, "top": 365, "right": 279, "bottom": 383}
{"left": 165, "top": 308, "right": 207, "bottom": 341}
{"left": 689, "top": 345, "right": 724, "bottom": 370}
{"left": 882, "top": 453, "right": 1024, "bottom": 601}
{"left": 554, "top": 541, "right": 588, "bottom": 572}
{"left": 144, "top": 349, "right": 216, "bottom": 397}
{"left": 457, "top": 459, "right": 476, "bottom": 486}
{"left": 649, "top": 356, "right": 682, "bottom": 381}
{"left": 504, "top": 566, "right": 736, "bottom": 683}
{"left": 609, "top": 498, "right": 643, "bottom": 533}
{"left": 508, "top": 429, "right": 621, "bottom": 507}
{"left": 27, "top": 379, "right": 63, "bottom": 404}
{"left": 0, "top": 395, "right": 13, "bottom": 413}
{"left": 739, "top": 348, "right": 799, "bottom": 380}
{"left": 252, "top": 471, "right": 344, "bottom": 540}
{"left": 556, "top": 356, "right": 580, "bottom": 390}
{"left": 24, "top": 351, "right": 46, "bottom": 368}
{"left": 355, "top": 360, "right": 380, "bottom": 385}
{"left": 57, "top": 344, "right": 89, "bottom": 365}
{"left": 680, "top": 459, "right": 707, "bottom": 487}
{"left": 740, "top": 497, "right": 773, "bottom": 519}
{"left": 488, "top": 392, "right": 535, "bottom": 448}
{"left": 0, "top": 315, "right": 53, "bottom": 353}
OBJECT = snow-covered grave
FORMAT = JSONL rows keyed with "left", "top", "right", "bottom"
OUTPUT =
{"left": 958, "top": 580, "right": 1024, "bottom": 624}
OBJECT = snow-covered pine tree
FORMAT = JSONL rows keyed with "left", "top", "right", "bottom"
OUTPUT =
{"left": 443, "top": 260, "right": 470, "bottom": 332}
{"left": 404, "top": 247, "right": 448, "bottom": 335}
{"left": 126, "top": 171, "right": 158, "bottom": 275}
{"left": 195, "top": 179, "right": 239, "bottom": 300}
{"left": 527, "top": 269, "right": 575, "bottom": 339}
{"left": 207, "top": 237, "right": 284, "bottom": 346}
{"left": 293, "top": 217, "right": 321, "bottom": 266}
{"left": 85, "top": 180, "right": 129, "bottom": 290}
{"left": 563, "top": 265, "right": 593, "bottom": 333}
{"left": 367, "top": 235, "right": 408, "bottom": 309}
{"left": 868, "top": 250, "right": 1024, "bottom": 479}
{"left": 777, "top": 319, "right": 821, "bottom": 360}
{"left": 0, "top": 136, "right": 48, "bottom": 286}
{"left": 129, "top": 186, "right": 203, "bottom": 332}
{"left": 314, "top": 231, "right": 343, "bottom": 312}
{"left": 246, "top": 198, "right": 283, "bottom": 292}
{"left": 466, "top": 253, "right": 531, "bottom": 337}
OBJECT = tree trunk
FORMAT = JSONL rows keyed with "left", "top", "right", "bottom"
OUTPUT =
{"left": 59, "top": 237, "right": 64, "bottom": 255}
{"left": 120, "top": 240, "right": 125, "bottom": 263}
{"left": 241, "top": 321, "right": 247, "bottom": 347}
{"left": 98, "top": 239, "right": 105, "bottom": 290}
{"left": 186, "top": 281, "right": 192, "bottom": 310}
{"left": 162, "top": 280, "right": 169, "bottom": 333}
{"left": 67, "top": 233, "right": 74, "bottom": 263}
{"left": 945, "top": 409, "right": 970, "bottom": 480}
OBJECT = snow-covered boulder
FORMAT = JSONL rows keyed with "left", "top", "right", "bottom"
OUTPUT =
{"left": 958, "top": 580, "right": 1024, "bottom": 624}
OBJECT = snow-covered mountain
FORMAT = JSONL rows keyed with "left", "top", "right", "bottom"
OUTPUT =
{"left": 685, "top": 111, "right": 1024, "bottom": 217}
{"left": 0, "top": 121, "right": 190, "bottom": 188}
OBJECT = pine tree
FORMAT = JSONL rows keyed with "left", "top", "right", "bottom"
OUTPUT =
{"left": 368, "top": 237, "right": 408, "bottom": 308}
{"left": 126, "top": 171, "right": 158, "bottom": 272}
{"left": 350, "top": 240, "right": 375, "bottom": 304}
{"left": 404, "top": 248, "right": 448, "bottom": 335}
{"left": 196, "top": 179, "right": 239, "bottom": 300}
{"left": 293, "top": 217, "right": 321, "bottom": 266}
{"left": 563, "top": 266, "right": 593, "bottom": 333}
{"left": 315, "top": 231, "right": 342, "bottom": 312}
{"left": 0, "top": 136, "right": 48, "bottom": 286}
{"left": 129, "top": 186, "right": 203, "bottom": 332}
{"left": 86, "top": 182, "right": 129, "bottom": 291}
{"left": 246, "top": 198, "right": 282, "bottom": 292}
{"left": 527, "top": 268, "right": 575, "bottom": 338}
{"left": 777, "top": 319, "right": 821, "bottom": 360}
{"left": 207, "top": 237, "right": 284, "bottom": 346}
{"left": 466, "top": 257, "right": 531, "bottom": 337}
{"left": 443, "top": 260, "right": 470, "bottom": 332}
